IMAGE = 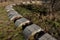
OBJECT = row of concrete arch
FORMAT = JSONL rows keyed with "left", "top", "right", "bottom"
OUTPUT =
{"left": 5, "top": 4, "right": 57, "bottom": 40}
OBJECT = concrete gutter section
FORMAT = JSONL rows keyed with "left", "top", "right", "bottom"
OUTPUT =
{"left": 5, "top": 4, "right": 57, "bottom": 40}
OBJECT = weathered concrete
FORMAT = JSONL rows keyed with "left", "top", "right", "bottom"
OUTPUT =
{"left": 15, "top": 18, "right": 30, "bottom": 29}
{"left": 8, "top": 10, "right": 22, "bottom": 21}
{"left": 23, "top": 24, "right": 44, "bottom": 40}
{"left": 5, "top": 5, "right": 14, "bottom": 12}
{"left": 38, "top": 33, "right": 57, "bottom": 40}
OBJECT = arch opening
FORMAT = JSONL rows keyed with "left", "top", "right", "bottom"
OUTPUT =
{"left": 34, "top": 31, "right": 45, "bottom": 40}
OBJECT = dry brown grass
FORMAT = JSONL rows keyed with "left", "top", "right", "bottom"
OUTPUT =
{"left": 0, "top": 6, "right": 24, "bottom": 40}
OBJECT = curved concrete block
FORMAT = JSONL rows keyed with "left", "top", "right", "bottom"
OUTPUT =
{"left": 8, "top": 10, "right": 22, "bottom": 21}
{"left": 23, "top": 24, "right": 44, "bottom": 40}
{"left": 15, "top": 18, "right": 30, "bottom": 29}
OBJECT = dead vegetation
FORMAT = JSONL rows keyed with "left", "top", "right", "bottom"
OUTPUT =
{"left": 0, "top": 6, "right": 24, "bottom": 40}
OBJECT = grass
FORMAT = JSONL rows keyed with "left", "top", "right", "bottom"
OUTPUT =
{"left": 14, "top": 5, "right": 60, "bottom": 40}
{"left": 0, "top": 6, "right": 24, "bottom": 40}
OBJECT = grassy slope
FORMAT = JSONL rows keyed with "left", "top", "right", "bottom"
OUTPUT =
{"left": 14, "top": 5, "right": 60, "bottom": 40}
{"left": 0, "top": 6, "right": 24, "bottom": 40}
